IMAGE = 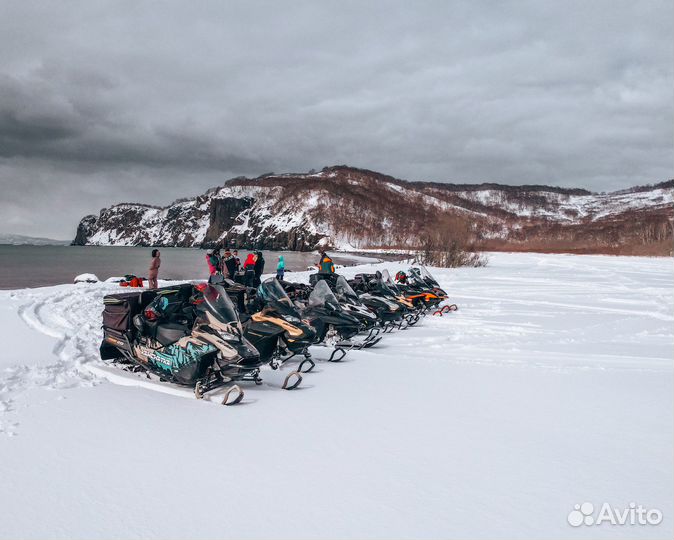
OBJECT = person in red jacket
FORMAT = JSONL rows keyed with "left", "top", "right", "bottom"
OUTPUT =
{"left": 243, "top": 252, "right": 257, "bottom": 287}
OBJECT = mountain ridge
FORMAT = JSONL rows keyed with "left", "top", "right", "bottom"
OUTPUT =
{"left": 73, "top": 166, "right": 674, "bottom": 255}
{"left": 0, "top": 233, "right": 70, "bottom": 246}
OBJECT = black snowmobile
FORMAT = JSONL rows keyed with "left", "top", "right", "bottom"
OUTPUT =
{"left": 298, "top": 280, "right": 365, "bottom": 362}
{"left": 309, "top": 273, "right": 383, "bottom": 347}
{"left": 397, "top": 266, "right": 453, "bottom": 313}
{"left": 349, "top": 272, "right": 416, "bottom": 330}
{"left": 379, "top": 269, "right": 423, "bottom": 324}
{"left": 407, "top": 266, "right": 448, "bottom": 296}
{"left": 100, "top": 283, "right": 263, "bottom": 405}
{"left": 241, "top": 278, "right": 317, "bottom": 382}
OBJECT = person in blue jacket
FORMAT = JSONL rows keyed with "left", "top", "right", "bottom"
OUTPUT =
{"left": 276, "top": 255, "right": 285, "bottom": 281}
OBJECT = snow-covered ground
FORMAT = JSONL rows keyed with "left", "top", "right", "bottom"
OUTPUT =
{"left": 0, "top": 253, "right": 671, "bottom": 539}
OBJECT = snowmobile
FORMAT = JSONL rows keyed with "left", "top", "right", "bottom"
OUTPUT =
{"left": 308, "top": 273, "right": 383, "bottom": 347}
{"left": 408, "top": 266, "right": 448, "bottom": 295}
{"left": 396, "top": 267, "right": 450, "bottom": 310}
{"left": 380, "top": 269, "right": 425, "bottom": 321}
{"left": 364, "top": 268, "right": 438, "bottom": 313}
{"left": 278, "top": 279, "right": 312, "bottom": 303}
{"left": 99, "top": 283, "right": 264, "bottom": 405}
{"left": 349, "top": 272, "right": 419, "bottom": 330}
{"left": 241, "top": 278, "right": 317, "bottom": 380}
{"left": 298, "top": 280, "right": 369, "bottom": 361}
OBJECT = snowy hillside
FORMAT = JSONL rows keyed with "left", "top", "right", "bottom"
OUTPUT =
{"left": 0, "top": 253, "right": 672, "bottom": 539}
{"left": 0, "top": 233, "right": 69, "bottom": 246}
{"left": 453, "top": 184, "right": 674, "bottom": 222}
{"left": 73, "top": 166, "right": 674, "bottom": 255}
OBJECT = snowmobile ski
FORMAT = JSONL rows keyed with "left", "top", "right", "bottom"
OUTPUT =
{"left": 282, "top": 370, "right": 303, "bottom": 390}
{"left": 328, "top": 347, "right": 348, "bottom": 362}
{"left": 298, "top": 357, "right": 316, "bottom": 373}
{"left": 221, "top": 384, "right": 244, "bottom": 405}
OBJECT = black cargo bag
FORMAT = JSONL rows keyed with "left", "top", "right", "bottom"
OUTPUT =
{"left": 102, "top": 292, "right": 143, "bottom": 333}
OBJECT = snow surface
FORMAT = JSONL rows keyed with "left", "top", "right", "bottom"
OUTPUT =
{"left": 0, "top": 253, "right": 672, "bottom": 539}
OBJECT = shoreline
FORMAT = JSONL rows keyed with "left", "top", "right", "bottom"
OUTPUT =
{"left": 0, "top": 246, "right": 384, "bottom": 291}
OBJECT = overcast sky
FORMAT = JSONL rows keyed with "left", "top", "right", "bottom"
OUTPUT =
{"left": 1, "top": 1, "right": 672, "bottom": 239}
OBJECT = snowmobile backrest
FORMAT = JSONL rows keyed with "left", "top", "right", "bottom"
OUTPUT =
{"left": 350, "top": 273, "right": 379, "bottom": 293}
{"left": 352, "top": 273, "right": 377, "bottom": 284}
{"left": 309, "top": 272, "right": 344, "bottom": 290}
{"left": 139, "top": 290, "right": 158, "bottom": 309}
{"left": 140, "top": 284, "right": 192, "bottom": 309}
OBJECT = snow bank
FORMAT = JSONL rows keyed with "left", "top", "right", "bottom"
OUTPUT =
{"left": 0, "top": 253, "right": 671, "bottom": 539}
{"left": 73, "top": 273, "right": 99, "bottom": 283}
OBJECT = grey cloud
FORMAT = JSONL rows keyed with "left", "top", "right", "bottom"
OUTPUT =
{"left": 0, "top": 0, "right": 671, "bottom": 238}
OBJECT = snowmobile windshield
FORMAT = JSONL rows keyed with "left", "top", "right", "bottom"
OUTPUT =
{"left": 308, "top": 279, "right": 342, "bottom": 311}
{"left": 201, "top": 284, "right": 239, "bottom": 324}
{"left": 408, "top": 268, "right": 429, "bottom": 288}
{"left": 380, "top": 270, "right": 402, "bottom": 293}
{"left": 418, "top": 265, "right": 439, "bottom": 286}
{"left": 335, "top": 275, "right": 359, "bottom": 302}
{"left": 373, "top": 271, "right": 398, "bottom": 296}
{"left": 257, "top": 278, "right": 301, "bottom": 317}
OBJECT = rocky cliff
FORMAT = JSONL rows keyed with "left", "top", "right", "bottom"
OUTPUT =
{"left": 72, "top": 166, "right": 674, "bottom": 255}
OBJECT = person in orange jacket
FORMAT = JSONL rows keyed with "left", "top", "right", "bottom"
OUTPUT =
{"left": 318, "top": 251, "right": 334, "bottom": 273}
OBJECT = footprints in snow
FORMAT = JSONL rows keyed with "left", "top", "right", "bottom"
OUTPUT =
{"left": 1, "top": 286, "right": 106, "bottom": 436}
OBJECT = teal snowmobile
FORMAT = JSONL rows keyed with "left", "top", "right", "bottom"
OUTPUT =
{"left": 100, "top": 283, "right": 264, "bottom": 405}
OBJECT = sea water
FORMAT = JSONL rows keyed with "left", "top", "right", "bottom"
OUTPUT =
{"left": 0, "top": 245, "right": 375, "bottom": 289}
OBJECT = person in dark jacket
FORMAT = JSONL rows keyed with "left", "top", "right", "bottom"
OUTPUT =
{"left": 223, "top": 248, "right": 237, "bottom": 278}
{"left": 253, "top": 251, "right": 265, "bottom": 287}
{"left": 206, "top": 248, "right": 223, "bottom": 282}
{"left": 243, "top": 252, "right": 257, "bottom": 287}
{"left": 318, "top": 251, "right": 334, "bottom": 273}
{"left": 232, "top": 249, "right": 241, "bottom": 272}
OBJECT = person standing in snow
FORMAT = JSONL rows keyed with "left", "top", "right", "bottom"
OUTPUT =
{"left": 276, "top": 255, "right": 285, "bottom": 281}
{"left": 243, "top": 252, "right": 257, "bottom": 287}
{"left": 206, "top": 248, "right": 223, "bottom": 282}
{"left": 232, "top": 249, "right": 241, "bottom": 272}
{"left": 318, "top": 251, "right": 334, "bottom": 273}
{"left": 148, "top": 249, "right": 161, "bottom": 289}
{"left": 223, "top": 248, "right": 237, "bottom": 278}
{"left": 253, "top": 251, "right": 265, "bottom": 287}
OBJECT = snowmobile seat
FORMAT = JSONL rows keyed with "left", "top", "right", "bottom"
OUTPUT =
{"left": 136, "top": 317, "right": 190, "bottom": 346}
{"left": 153, "top": 322, "right": 190, "bottom": 347}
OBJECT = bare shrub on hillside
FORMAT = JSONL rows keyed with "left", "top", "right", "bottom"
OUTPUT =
{"left": 415, "top": 216, "right": 488, "bottom": 268}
